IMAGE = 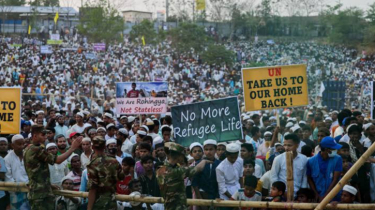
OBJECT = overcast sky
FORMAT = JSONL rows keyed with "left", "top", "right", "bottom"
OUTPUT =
{"left": 63, "top": 0, "right": 375, "bottom": 14}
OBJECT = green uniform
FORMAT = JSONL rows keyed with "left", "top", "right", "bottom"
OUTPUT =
{"left": 24, "top": 143, "right": 56, "bottom": 210}
{"left": 156, "top": 163, "right": 197, "bottom": 210}
{"left": 87, "top": 153, "right": 124, "bottom": 210}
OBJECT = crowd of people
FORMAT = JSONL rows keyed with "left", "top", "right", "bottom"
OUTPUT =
{"left": 0, "top": 34, "right": 375, "bottom": 210}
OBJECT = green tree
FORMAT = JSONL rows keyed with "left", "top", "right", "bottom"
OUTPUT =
{"left": 366, "top": 2, "right": 375, "bottom": 25}
{"left": 77, "top": 0, "right": 125, "bottom": 44}
{"left": 129, "top": 20, "right": 157, "bottom": 45}
{"left": 0, "top": 0, "right": 25, "bottom": 5}
{"left": 30, "top": 0, "right": 58, "bottom": 6}
{"left": 321, "top": 4, "right": 366, "bottom": 45}
{"left": 201, "top": 44, "right": 235, "bottom": 66}
{"left": 168, "top": 22, "right": 212, "bottom": 55}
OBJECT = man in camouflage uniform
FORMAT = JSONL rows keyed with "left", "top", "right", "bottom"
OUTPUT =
{"left": 156, "top": 142, "right": 211, "bottom": 210}
{"left": 87, "top": 136, "right": 124, "bottom": 210}
{"left": 24, "top": 124, "right": 82, "bottom": 210}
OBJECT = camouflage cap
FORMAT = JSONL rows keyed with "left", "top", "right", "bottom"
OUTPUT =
{"left": 92, "top": 136, "right": 106, "bottom": 147}
{"left": 165, "top": 142, "right": 185, "bottom": 155}
{"left": 31, "top": 124, "right": 47, "bottom": 134}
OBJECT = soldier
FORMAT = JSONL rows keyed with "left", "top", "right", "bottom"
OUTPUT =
{"left": 24, "top": 124, "right": 82, "bottom": 210}
{"left": 156, "top": 142, "right": 211, "bottom": 210}
{"left": 87, "top": 136, "right": 124, "bottom": 210}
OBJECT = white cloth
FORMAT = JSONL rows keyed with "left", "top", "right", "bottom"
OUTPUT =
{"left": 270, "top": 152, "right": 308, "bottom": 197}
{"left": 55, "top": 196, "right": 81, "bottom": 210}
{"left": 71, "top": 124, "right": 85, "bottom": 134}
{"left": 334, "top": 126, "right": 344, "bottom": 138}
{"left": 256, "top": 142, "right": 270, "bottom": 157}
{"left": 232, "top": 190, "right": 262, "bottom": 202}
{"left": 254, "top": 164, "right": 262, "bottom": 179}
{"left": 49, "top": 160, "right": 69, "bottom": 185}
{"left": 80, "top": 153, "right": 91, "bottom": 169}
{"left": 339, "top": 134, "right": 350, "bottom": 144}
{"left": 297, "top": 141, "right": 306, "bottom": 153}
{"left": 121, "top": 139, "right": 134, "bottom": 155}
{"left": 260, "top": 170, "right": 272, "bottom": 194}
{"left": 216, "top": 157, "right": 243, "bottom": 200}
{"left": 4, "top": 150, "right": 29, "bottom": 183}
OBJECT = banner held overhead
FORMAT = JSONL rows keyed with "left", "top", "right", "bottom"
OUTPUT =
{"left": 116, "top": 82, "right": 168, "bottom": 115}
{"left": 171, "top": 97, "right": 242, "bottom": 147}
{"left": 242, "top": 64, "right": 308, "bottom": 111}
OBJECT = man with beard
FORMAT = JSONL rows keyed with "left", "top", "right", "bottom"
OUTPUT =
{"left": 66, "top": 154, "right": 82, "bottom": 191}
{"left": 46, "top": 143, "right": 68, "bottom": 186}
{"left": 56, "top": 134, "right": 68, "bottom": 155}
{"left": 54, "top": 115, "right": 68, "bottom": 138}
{"left": 4, "top": 135, "right": 30, "bottom": 209}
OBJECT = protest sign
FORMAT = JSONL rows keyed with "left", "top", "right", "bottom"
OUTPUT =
{"left": 0, "top": 88, "right": 21, "bottom": 134}
{"left": 40, "top": 45, "right": 53, "bottom": 54}
{"left": 116, "top": 82, "right": 168, "bottom": 114}
{"left": 50, "top": 34, "right": 60, "bottom": 40}
{"left": 242, "top": 64, "right": 308, "bottom": 111}
{"left": 171, "top": 97, "right": 242, "bottom": 147}
{"left": 93, "top": 43, "right": 106, "bottom": 51}
{"left": 47, "top": 40, "right": 63, "bottom": 45}
{"left": 85, "top": 52, "right": 97, "bottom": 60}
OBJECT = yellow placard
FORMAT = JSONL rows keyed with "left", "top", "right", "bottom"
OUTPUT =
{"left": 196, "top": 0, "right": 205, "bottom": 10}
{"left": 47, "top": 40, "right": 63, "bottom": 45}
{"left": 0, "top": 88, "right": 21, "bottom": 134}
{"left": 242, "top": 64, "right": 308, "bottom": 111}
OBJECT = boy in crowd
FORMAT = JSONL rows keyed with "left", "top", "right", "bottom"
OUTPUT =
{"left": 192, "top": 140, "right": 221, "bottom": 203}
{"left": 189, "top": 142, "right": 203, "bottom": 166}
{"left": 216, "top": 143, "right": 226, "bottom": 160}
{"left": 296, "top": 188, "right": 315, "bottom": 203}
{"left": 269, "top": 181, "right": 286, "bottom": 202}
{"left": 117, "top": 157, "right": 136, "bottom": 195}
{"left": 139, "top": 155, "right": 160, "bottom": 197}
{"left": 241, "top": 143, "right": 265, "bottom": 178}
{"left": 231, "top": 175, "right": 261, "bottom": 209}
{"left": 135, "top": 143, "right": 152, "bottom": 177}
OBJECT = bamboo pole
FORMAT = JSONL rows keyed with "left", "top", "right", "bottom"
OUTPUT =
{"left": 2, "top": 182, "right": 375, "bottom": 209}
{"left": 315, "top": 141, "right": 375, "bottom": 210}
{"left": 286, "top": 151, "right": 294, "bottom": 202}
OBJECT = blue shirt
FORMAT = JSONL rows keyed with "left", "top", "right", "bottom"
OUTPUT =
{"left": 306, "top": 152, "right": 342, "bottom": 177}
{"left": 0, "top": 157, "right": 7, "bottom": 198}
{"left": 191, "top": 159, "right": 221, "bottom": 199}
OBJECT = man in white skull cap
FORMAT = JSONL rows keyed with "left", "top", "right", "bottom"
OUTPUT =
{"left": 216, "top": 143, "right": 243, "bottom": 200}
{"left": 4, "top": 134, "right": 30, "bottom": 209}
{"left": 46, "top": 142, "right": 69, "bottom": 186}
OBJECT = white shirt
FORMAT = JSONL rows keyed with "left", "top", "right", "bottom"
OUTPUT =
{"left": 339, "top": 134, "right": 350, "bottom": 144}
{"left": 121, "top": 139, "right": 134, "bottom": 155}
{"left": 270, "top": 152, "right": 308, "bottom": 196}
{"left": 297, "top": 141, "right": 306, "bottom": 153}
{"left": 80, "top": 153, "right": 91, "bottom": 169}
{"left": 260, "top": 170, "right": 272, "bottom": 194}
{"left": 49, "top": 160, "right": 69, "bottom": 185}
{"left": 71, "top": 124, "right": 85, "bottom": 134}
{"left": 4, "top": 150, "right": 29, "bottom": 183}
{"left": 254, "top": 164, "right": 262, "bottom": 179}
{"left": 334, "top": 126, "right": 344, "bottom": 138}
{"left": 216, "top": 157, "right": 243, "bottom": 200}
